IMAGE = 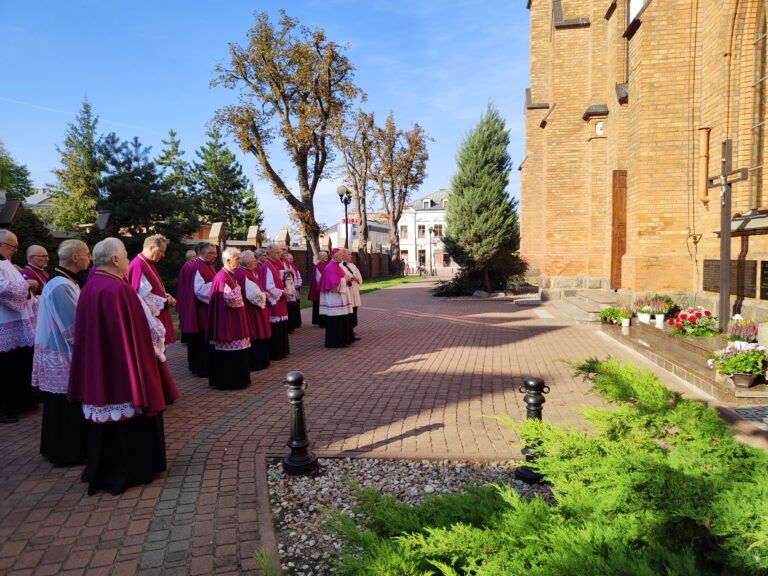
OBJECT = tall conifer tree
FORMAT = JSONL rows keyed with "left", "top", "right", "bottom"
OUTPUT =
{"left": 192, "top": 128, "right": 250, "bottom": 234}
{"left": 445, "top": 104, "right": 519, "bottom": 292}
{"left": 49, "top": 99, "right": 102, "bottom": 231}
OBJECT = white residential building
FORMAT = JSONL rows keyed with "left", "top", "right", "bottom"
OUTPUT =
{"left": 321, "top": 219, "right": 390, "bottom": 251}
{"left": 399, "top": 189, "right": 454, "bottom": 275}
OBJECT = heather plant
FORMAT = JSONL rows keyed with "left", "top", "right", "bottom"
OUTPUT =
{"left": 633, "top": 297, "right": 653, "bottom": 314}
{"left": 329, "top": 358, "right": 768, "bottom": 575}
{"left": 648, "top": 299, "right": 670, "bottom": 316}
{"left": 727, "top": 317, "right": 759, "bottom": 343}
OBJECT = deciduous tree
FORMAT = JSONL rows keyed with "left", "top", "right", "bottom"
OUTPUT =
{"left": 335, "top": 109, "right": 377, "bottom": 276}
{"left": 0, "top": 141, "right": 34, "bottom": 200}
{"left": 372, "top": 112, "right": 429, "bottom": 272}
{"left": 212, "top": 10, "right": 363, "bottom": 260}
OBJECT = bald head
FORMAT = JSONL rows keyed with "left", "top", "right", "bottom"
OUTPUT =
{"left": 26, "top": 244, "right": 49, "bottom": 268}
{"left": 58, "top": 240, "right": 91, "bottom": 273}
{"left": 0, "top": 229, "right": 19, "bottom": 260}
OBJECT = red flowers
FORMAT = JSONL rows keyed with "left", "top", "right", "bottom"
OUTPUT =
{"left": 670, "top": 306, "right": 717, "bottom": 337}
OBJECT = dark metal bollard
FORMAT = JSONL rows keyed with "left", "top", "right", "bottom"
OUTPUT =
{"left": 514, "top": 376, "right": 550, "bottom": 484}
{"left": 283, "top": 371, "right": 319, "bottom": 475}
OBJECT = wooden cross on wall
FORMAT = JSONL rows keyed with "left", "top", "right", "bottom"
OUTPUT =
{"left": 707, "top": 139, "right": 748, "bottom": 328}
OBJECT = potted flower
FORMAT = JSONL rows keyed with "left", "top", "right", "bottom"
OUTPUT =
{"left": 667, "top": 307, "right": 717, "bottom": 337}
{"left": 727, "top": 315, "right": 759, "bottom": 343}
{"left": 599, "top": 307, "right": 620, "bottom": 324}
{"left": 707, "top": 340, "right": 766, "bottom": 387}
{"left": 648, "top": 299, "right": 670, "bottom": 328}
{"left": 633, "top": 298, "right": 653, "bottom": 324}
{"left": 618, "top": 306, "right": 631, "bottom": 327}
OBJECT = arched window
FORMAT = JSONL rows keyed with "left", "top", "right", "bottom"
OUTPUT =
{"left": 751, "top": 0, "right": 767, "bottom": 208}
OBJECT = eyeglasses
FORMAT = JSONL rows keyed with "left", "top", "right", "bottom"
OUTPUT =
{"left": 30, "top": 254, "right": 49, "bottom": 259}
{"left": 0, "top": 241, "right": 19, "bottom": 250}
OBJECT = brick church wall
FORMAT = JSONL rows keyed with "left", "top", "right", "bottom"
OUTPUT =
{"left": 521, "top": 1, "right": 768, "bottom": 317}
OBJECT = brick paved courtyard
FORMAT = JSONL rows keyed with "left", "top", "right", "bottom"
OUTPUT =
{"left": 0, "top": 280, "right": 747, "bottom": 574}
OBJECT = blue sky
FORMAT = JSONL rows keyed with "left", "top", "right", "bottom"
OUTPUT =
{"left": 0, "top": 0, "right": 529, "bottom": 237}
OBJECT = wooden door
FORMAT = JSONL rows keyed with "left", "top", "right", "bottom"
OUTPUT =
{"left": 611, "top": 170, "right": 627, "bottom": 289}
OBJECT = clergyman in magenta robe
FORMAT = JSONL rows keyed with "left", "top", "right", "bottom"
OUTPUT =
{"left": 234, "top": 250, "right": 271, "bottom": 371}
{"left": 206, "top": 248, "right": 251, "bottom": 390}
{"left": 67, "top": 237, "right": 169, "bottom": 495}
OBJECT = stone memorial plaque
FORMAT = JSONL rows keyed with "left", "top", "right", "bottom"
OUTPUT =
{"left": 703, "top": 259, "right": 757, "bottom": 298}
{"left": 761, "top": 262, "right": 768, "bottom": 300}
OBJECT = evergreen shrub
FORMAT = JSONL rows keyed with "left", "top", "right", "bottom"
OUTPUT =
{"left": 329, "top": 359, "right": 768, "bottom": 575}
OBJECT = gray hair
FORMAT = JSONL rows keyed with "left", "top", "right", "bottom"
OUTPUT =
{"left": 143, "top": 234, "right": 168, "bottom": 250}
{"left": 318, "top": 250, "right": 328, "bottom": 259}
{"left": 196, "top": 241, "right": 214, "bottom": 254}
{"left": 0, "top": 229, "right": 13, "bottom": 243}
{"left": 254, "top": 248, "right": 265, "bottom": 258}
{"left": 240, "top": 250, "right": 256, "bottom": 265}
{"left": 185, "top": 249, "right": 196, "bottom": 260}
{"left": 93, "top": 237, "right": 125, "bottom": 267}
{"left": 58, "top": 239, "right": 87, "bottom": 261}
{"left": 222, "top": 247, "right": 239, "bottom": 262}
{"left": 26, "top": 244, "right": 46, "bottom": 258}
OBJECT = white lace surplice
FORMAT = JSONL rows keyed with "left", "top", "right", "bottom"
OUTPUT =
{"left": 0, "top": 258, "right": 37, "bottom": 352}
{"left": 31, "top": 276, "right": 79, "bottom": 393}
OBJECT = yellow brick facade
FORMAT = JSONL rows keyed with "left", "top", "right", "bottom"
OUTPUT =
{"left": 521, "top": 0, "right": 768, "bottom": 315}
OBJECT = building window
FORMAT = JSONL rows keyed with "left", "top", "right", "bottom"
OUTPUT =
{"left": 628, "top": 0, "right": 646, "bottom": 22}
{"left": 752, "top": 1, "right": 767, "bottom": 208}
{"left": 432, "top": 224, "right": 443, "bottom": 237}
{"left": 400, "top": 225, "right": 408, "bottom": 239}
{"left": 442, "top": 253, "right": 451, "bottom": 266}
{"left": 417, "top": 225, "right": 426, "bottom": 238}
{"left": 422, "top": 199, "right": 431, "bottom": 209}
{"left": 418, "top": 249, "right": 426, "bottom": 265}
{"left": 442, "top": 199, "right": 448, "bottom": 208}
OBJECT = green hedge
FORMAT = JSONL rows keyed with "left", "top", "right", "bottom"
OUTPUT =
{"left": 329, "top": 359, "right": 768, "bottom": 575}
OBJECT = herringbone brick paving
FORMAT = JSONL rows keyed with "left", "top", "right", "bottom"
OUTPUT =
{"left": 0, "top": 280, "right": 728, "bottom": 574}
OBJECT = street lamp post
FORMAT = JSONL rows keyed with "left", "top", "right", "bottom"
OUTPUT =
{"left": 336, "top": 185, "right": 353, "bottom": 248}
{"left": 428, "top": 226, "right": 434, "bottom": 276}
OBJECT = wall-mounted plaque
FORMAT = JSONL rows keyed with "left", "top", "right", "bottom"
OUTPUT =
{"left": 761, "top": 262, "right": 768, "bottom": 300}
{"left": 703, "top": 259, "right": 757, "bottom": 298}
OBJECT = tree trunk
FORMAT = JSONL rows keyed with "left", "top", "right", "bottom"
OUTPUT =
{"left": 358, "top": 245, "right": 369, "bottom": 278}
{"left": 484, "top": 267, "right": 492, "bottom": 293}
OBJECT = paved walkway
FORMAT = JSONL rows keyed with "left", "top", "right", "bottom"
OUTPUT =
{"left": 0, "top": 280, "right": 759, "bottom": 575}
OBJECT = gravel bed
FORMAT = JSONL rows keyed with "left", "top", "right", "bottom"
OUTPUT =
{"left": 266, "top": 457, "right": 552, "bottom": 575}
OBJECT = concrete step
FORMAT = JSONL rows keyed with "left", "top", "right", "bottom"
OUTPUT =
{"left": 550, "top": 299, "right": 600, "bottom": 323}
{"left": 576, "top": 289, "right": 618, "bottom": 305}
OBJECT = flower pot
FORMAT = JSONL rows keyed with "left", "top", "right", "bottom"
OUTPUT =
{"left": 654, "top": 314, "right": 665, "bottom": 329}
{"left": 728, "top": 373, "right": 757, "bottom": 388}
{"left": 621, "top": 318, "right": 630, "bottom": 327}
{"left": 637, "top": 312, "right": 651, "bottom": 324}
